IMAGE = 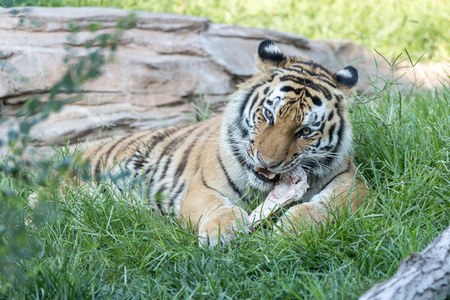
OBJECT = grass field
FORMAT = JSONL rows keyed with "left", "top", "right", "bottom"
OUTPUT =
{"left": 1, "top": 85, "right": 449, "bottom": 298}
{"left": 0, "top": 0, "right": 449, "bottom": 63}
{"left": 1, "top": 1, "right": 449, "bottom": 299}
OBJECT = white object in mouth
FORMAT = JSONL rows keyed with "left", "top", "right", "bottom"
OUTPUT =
{"left": 249, "top": 166, "right": 309, "bottom": 227}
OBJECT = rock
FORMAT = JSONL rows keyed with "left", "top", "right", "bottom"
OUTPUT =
{"left": 359, "top": 225, "right": 450, "bottom": 300}
{"left": 0, "top": 7, "right": 448, "bottom": 154}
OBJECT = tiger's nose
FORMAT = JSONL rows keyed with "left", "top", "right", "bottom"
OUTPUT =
{"left": 257, "top": 154, "right": 280, "bottom": 168}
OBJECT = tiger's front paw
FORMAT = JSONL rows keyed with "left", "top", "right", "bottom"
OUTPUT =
{"left": 198, "top": 206, "right": 249, "bottom": 248}
{"left": 275, "top": 203, "right": 325, "bottom": 234}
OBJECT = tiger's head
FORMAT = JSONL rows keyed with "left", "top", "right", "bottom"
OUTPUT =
{"left": 224, "top": 39, "right": 359, "bottom": 191}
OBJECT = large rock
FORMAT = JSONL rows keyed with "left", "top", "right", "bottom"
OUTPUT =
{"left": 0, "top": 7, "right": 448, "bottom": 153}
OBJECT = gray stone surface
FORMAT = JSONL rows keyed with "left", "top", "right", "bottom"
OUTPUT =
{"left": 360, "top": 225, "right": 450, "bottom": 300}
{"left": 0, "top": 7, "right": 448, "bottom": 153}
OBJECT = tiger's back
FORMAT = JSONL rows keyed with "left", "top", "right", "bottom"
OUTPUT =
{"left": 83, "top": 115, "right": 249, "bottom": 214}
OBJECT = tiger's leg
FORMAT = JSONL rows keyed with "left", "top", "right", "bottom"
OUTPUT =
{"left": 276, "top": 163, "right": 368, "bottom": 232}
{"left": 179, "top": 172, "right": 249, "bottom": 247}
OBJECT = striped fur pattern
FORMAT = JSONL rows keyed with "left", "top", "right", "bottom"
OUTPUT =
{"left": 83, "top": 40, "right": 368, "bottom": 247}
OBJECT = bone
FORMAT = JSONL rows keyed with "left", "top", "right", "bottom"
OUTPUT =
{"left": 249, "top": 167, "right": 309, "bottom": 228}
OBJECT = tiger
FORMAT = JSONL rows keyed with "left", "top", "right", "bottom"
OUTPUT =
{"left": 82, "top": 39, "right": 368, "bottom": 247}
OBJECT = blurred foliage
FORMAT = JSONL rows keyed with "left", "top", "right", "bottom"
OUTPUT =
{"left": 0, "top": 12, "right": 137, "bottom": 292}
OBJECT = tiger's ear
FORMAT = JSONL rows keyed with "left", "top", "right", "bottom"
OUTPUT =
{"left": 256, "top": 39, "right": 287, "bottom": 72}
{"left": 335, "top": 66, "right": 358, "bottom": 97}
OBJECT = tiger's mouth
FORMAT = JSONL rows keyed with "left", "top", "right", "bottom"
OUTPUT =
{"left": 252, "top": 167, "right": 281, "bottom": 183}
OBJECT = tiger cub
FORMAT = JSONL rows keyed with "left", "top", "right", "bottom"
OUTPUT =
{"left": 83, "top": 39, "right": 368, "bottom": 247}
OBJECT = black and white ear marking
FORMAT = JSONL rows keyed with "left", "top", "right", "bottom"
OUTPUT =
{"left": 336, "top": 66, "right": 358, "bottom": 88}
{"left": 257, "top": 39, "right": 285, "bottom": 64}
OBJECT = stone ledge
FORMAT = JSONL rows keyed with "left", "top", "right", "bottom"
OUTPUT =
{"left": 0, "top": 7, "right": 448, "bottom": 155}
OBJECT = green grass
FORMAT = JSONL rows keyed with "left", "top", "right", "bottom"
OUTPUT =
{"left": 1, "top": 0, "right": 448, "bottom": 62}
{"left": 1, "top": 85, "right": 449, "bottom": 298}
{"left": 0, "top": 2, "right": 449, "bottom": 298}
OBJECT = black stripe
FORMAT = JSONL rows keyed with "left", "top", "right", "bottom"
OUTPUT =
{"left": 317, "top": 78, "right": 337, "bottom": 89}
{"left": 318, "top": 160, "right": 352, "bottom": 193}
{"left": 328, "top": 124, "right": 336, "bottom": 142}
{"left": 103, "top": 136, "right": 129, "bottom": 160}
{"left": 279, "top": 75, "right": 311, "bottom": 86}
{"left": 289, "top": 66, "right": 315, "bottom": 77}
{"left": 335, "top": 112, "right": 344, "bottom": 149}
{"left": 311, "top": 96, "right": 322, "bottom": 106}
{"left": 290, "top": 64, "right": 304, "bottom": 71}
{"left": 201, "top": 168, "right": 227, "bottom": 198}
{"left": 313, "top": 137, "right": 323, "bottom": 148}
{"left": 318, "top": 120, "right": 327, "bottom": 134}
{"left": 239, "top": 91, "right": 252, "bottom": 117}
{"left": 171, "top": 126, "right": 209, "bottom": 190}
{"left": 252, "top": 107, "right": 259, "bottom": 126}
{"left": 245, "top": 92, "right": 260, "bottom": 134}
{"left": 153, "top": 183, "right": 168, "bottom": 214}
{"left": 158, "top": 125, "right": 196, "bottom": 181}
{"left": 319, "top": 86, "right": 332, "bottom": 100}
{"left": 113, "top": 132, "right": 153, "bottom": 174}
{"left": 133, "top": 126, "right": 181, "bottom": 173}
{"left": 216, "top": 150, "right": 241, "bottom": 196}
{"left": 155, "top": 183, "right": 167, "bottom": 199}
{"left": 297, "top": 61, "right": 335, "bottom": 80}
{"left": 280, "top": 75, "right": 333, "bottom": 100}
{"left": 111, "top": 132, "right": 148, "bottom": 162}
{"left": 159, "top": 156, "right": 173, "bottom": 182}
{"left": 156, "top": 201, "right": 164, "bottom": 213}
{"left": 238, "top": 88, "right": 258, "bottom": 138}
{"left": 250, "top": 94, "right": 259, "bottom": 111}
{"left": 239, "top": 83, "right": 263, "bottom": 118}
{"left": 170, "top": 181, "right": 186, "bottom": 207}
{"left": 149, "top": 135, "right": 189, "bottom": 181}
{"left": 248, "top": 86, "right": 263, "bottom": 108}
{"left": 235, "top": 117, "right": 249, "bottom": 138}
{"left": 145, "top": 125, "right": 198, "bottom": 180}
{"left": 94, "top": 159, "right": 103, "bottom": 182}
{"left": 304, "top": 82, "right": 332, "bottom": 102}
{"left": 226, "top": 127, "right": 249, "bottom": 169}
{"left": 194, "top": 123, "right": 219, "bottom": 171}
{"left": 116, "top": 135, "right": 153, "bottom": 178}
{"left": 321, "top": 145, "right": 334, "bottom": 151}
{"left": 328, "top": 110, "right": 334, "bottom": 121}
{"left": 280, "top": 85, "right": 303, "bottom": 95}
{"left": 313, "top": 113, "right": 318, "bottom": 122}
{"left": 245, "top": 117, "right": 250, "bottom": 128}
{"left": 297, "top": 60, "right": 313, "bottom": 67}
{"left": 285, "top": 67, "right": 303, "bottom": 75}
{"left": 94, "top": 135, "right": 129, "bottom": 178}
{"left": 323, "top": 116, "right": 345, "bottom": 165}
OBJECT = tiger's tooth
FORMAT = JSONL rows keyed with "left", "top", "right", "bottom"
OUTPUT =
{"left": 268, "top": 173, "right": 276, "bottom": 180}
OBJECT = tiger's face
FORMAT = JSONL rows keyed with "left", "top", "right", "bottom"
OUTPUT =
{"left": 226, "top": 40, "right": 358, "bottom": 191}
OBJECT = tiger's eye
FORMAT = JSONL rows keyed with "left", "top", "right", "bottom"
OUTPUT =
{"left": 301, "top": 127, "right": 311, "bottom": 135}
{"left": 263, "top": 108, "right": 273, "bottom": 121}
